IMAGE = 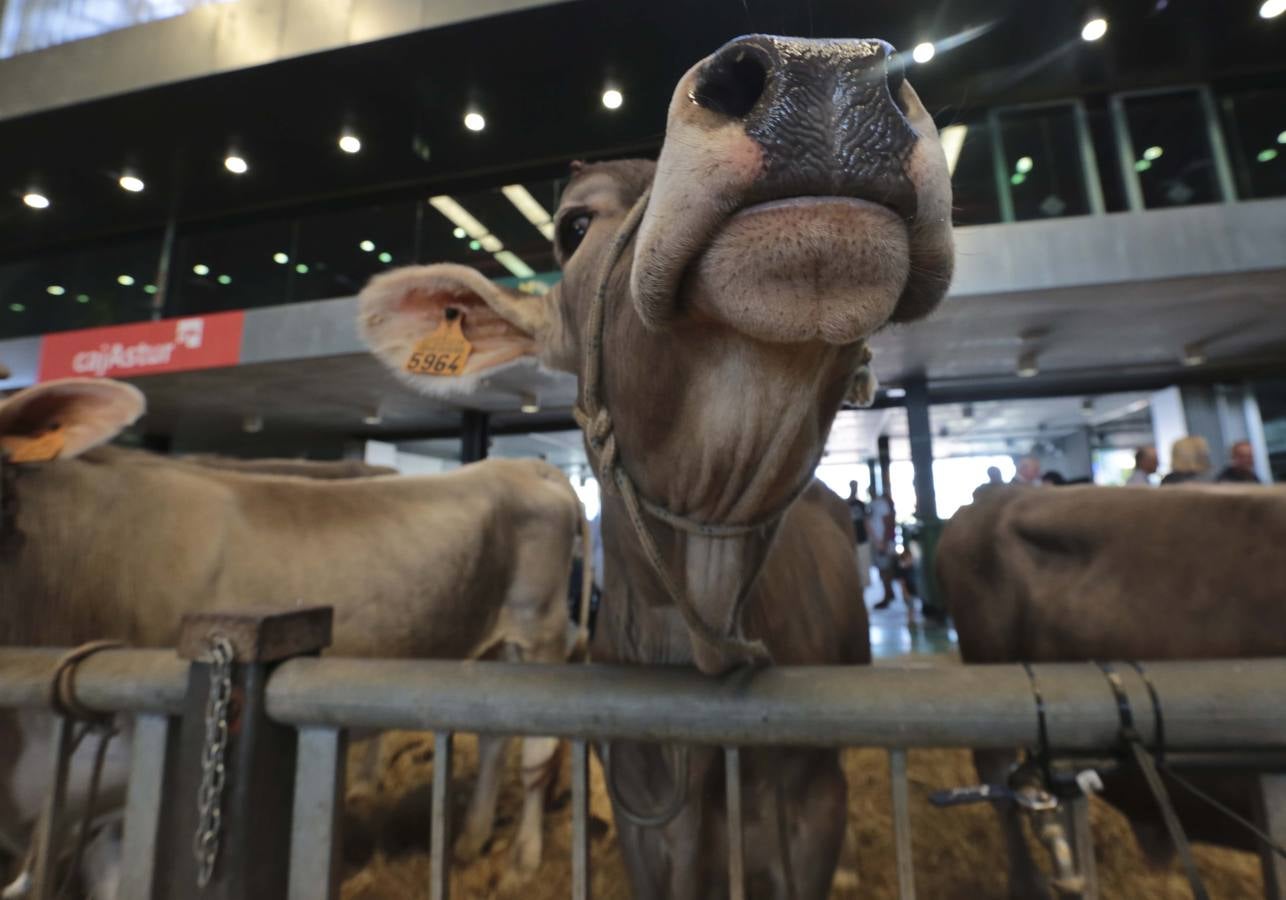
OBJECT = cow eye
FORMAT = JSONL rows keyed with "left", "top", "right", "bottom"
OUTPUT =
{"left": 557, "top": 211, "right": 594, "bottom": 259}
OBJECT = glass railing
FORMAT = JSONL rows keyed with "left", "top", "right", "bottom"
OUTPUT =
{"left": 1, "top": 83, "right": 1282, "bottom": 342}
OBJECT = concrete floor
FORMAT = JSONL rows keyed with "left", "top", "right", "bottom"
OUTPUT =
{"left": 862, "top": 568, "right": 958, "bottom": 660}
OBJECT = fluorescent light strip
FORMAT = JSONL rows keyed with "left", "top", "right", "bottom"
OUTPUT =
{"left": 939, "top": 124, "right": 968, "bottom": 176}
{"left": 480, "top": 235, "right": 504, "bottom": 253}
{"left": 501, "top": 184, "right": 555, "bottom": 242}
{"left": 429, "top": 195, "right": 493, "bottom": 242}
{"left": 493, "top": 251, "right": 535, "bottom": 278}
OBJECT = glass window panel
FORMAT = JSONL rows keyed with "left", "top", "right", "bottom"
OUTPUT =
{"left": 167, "top": 219, "right": 294, "bottom": 316}
{"left": 1, "top": 0, "right": 228, "bottom": 59}
{"left": 291, "top": 201, "right": 417, "bottom": 303}
{"left": 996, "top": 105, "right": 1091, "bottom": 220}
{"left": 1086, "top": 106, "right": 1129, "bottom": 213}
{"left": 1220, "top": 88, "right": 1286, "bottom": 201}
{"left": 945, "top": 119, "right": 1001, "bottom": 226}
{"left": 0, "top": 232, "right": 161, "bottom": 339}
{"left": 420, "top": 180, "right": 558, "bottom": 280}
{"left": 1122, "top": 91, "right": 1222, "bottom": 209}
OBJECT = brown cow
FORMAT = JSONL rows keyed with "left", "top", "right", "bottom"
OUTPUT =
{"left": 0, "top": 378, "right": 589, "bottom": 894}
{"left": 938, "top": 484, "right": 1286, "bottom": 898}
{"left": 359, "top": 34, "right": 952, "bottom": 898}
{"left": 176, "top": 454, "right": 397, "bottom": 478}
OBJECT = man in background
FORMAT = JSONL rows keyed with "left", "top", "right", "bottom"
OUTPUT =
{"left": 1217, "top": 440, "right": 1261, "bottom": 484}
{"left": 845, "top": 481, "right": 871, "bottom": 591}
{"left": 1127, "top": 446, "right": 1158, "bottom": 485}
{"left": 1012, "top": 456, "right": 1042, "bottom": 486}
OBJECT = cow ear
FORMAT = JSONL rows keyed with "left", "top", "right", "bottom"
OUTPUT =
{"left": 359, "top": 264, "right": 568, "bottom": 396}
{"left": 0, "top": 379, "right": 145, "bottom": 462}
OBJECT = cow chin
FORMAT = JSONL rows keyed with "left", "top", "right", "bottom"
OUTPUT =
{"left": 683, "top": 198, "right": 911, "bottom": 345}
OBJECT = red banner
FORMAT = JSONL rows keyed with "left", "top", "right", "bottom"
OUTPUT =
{"left": 38, "top": 312, "right": 245, "bottom": 381}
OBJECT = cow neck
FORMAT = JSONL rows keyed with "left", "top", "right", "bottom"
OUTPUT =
{"left": 573, "top": 188, "right": 822, "bottom": 668}
{"left": 0, "top": 453, "right": 21, "bottom": 554}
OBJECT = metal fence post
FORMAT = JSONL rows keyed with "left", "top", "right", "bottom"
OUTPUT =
{"left": 1257, "top": 773, "right": 1286, "bottom": 900}
{"left": 119, "top": 713, "right": 178, "bottom": 900}
{"left": 571, "top": 739, "right": 591, "bottom": 900}
{"left": 1068, "top": 795, "right": 1099, "bottom": 900}
{"left": 288, "top": 726, "right": 348, "bottom": 900}
{"left": 725, "top": 746, "right": 745, "bottom": 900}
{"left": 152, "top": 606, "right": 333, "bottom": 900}
{"left": 430, "top": 730, "right": 455, "bottom": 900}
{"left": 889, "top": 749, "right": 915, "bottom": 900}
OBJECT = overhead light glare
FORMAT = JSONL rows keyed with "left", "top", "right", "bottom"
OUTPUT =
{"left": 1278, "top": 130, "right": 1286, "bottom": 145}
{"left": 358, "top": 240, "right": 375, "bottom": 252}
{"left": 468, "top": 240, "right": 481, "bottom": 251}
{"left": 452, "top": 227, "right": 466, "bottom": 239}
{"left": 1081, "top": 17, "right": 1108, "bottom": 41}
{"left": 217, "top": 274, "right": 232, "bottom": 285}
{"left": 519, "top": 392, "right": 540, "bottom": 414}
{"left": 464, "top": 112, "right": 486, "bottom": 132}
{"left": 1017, "top": 350, "right": 1039, "bottom": 378}
{"left": 338, "top": 133, "right": 362, "bottom": 154}
{"left": 9, "top": 303, "right": 25, "bottom": 313}
{"left": 119, "top": 175, "right": 145, "bottom": 192}
{"left": 494, "top": 250, "right": 535, "bottom": 278}
{"left": 378, "top": 251, "right": 393, "bottom": 263}
{"left": 1182, "top": 343, "right": 1207, "bottom": 367}
{"left": 1260, "top": 0, "right": 1286, "bottom": 18}
{"left": 912, "top": 42, "right": 935, "bottom": 64}
{"left": 193, "top": 264, "right": 210, "bottom": 276}
{"left": 117, "top": 274, "right": 135, "bottom": 286}
{"left": 938, "top": 124, "right": 968, "bottom": 176}
{"left": 144, "top": 284, "right": 158, "bottom": 294}
{"left": 273, "top": 252, "right": 289, "bottom": 264}
{"left": 22, "top": 192, "right": 50, "bottom": 209}
{"left": 886, "top": 387, "right": 907, "bottom": 399}
{"left": 1010, "top": 172, "right": 1026, "bottom": 185}
{"left": 479, "top": 235, "right": 503, "bottom": 253}
{"left": 76, "top": 294, "right": 89, "bottom": 304}
{"left": 363, "top": 414, "right": 383, "bottom": 426}
{"left": 1015, "top": 156, "right": 1034, "bottom": 174}
{"left": 1135, "top": 158, "right": 1152, "bottom": 172}
{"left": 1258, "top": 148, "right": 1279, "bottom": 163}
{"left": 1143, "top": 145, "right": 1164, "bottom": 161}
{"left": 501, "top": 184, "right": 555, "bottom": 242}
{"left": 601, "top": 89, "right": 624, "bottom": 109}
{"left": 521, "top": 403, "right": 540, "bottom": 414}
{"left": 295, "top": 263, "right": 309, "bottom": 274}
{"left": 46, "top": 285, "right": 65, "bottom": 296}
{"left": 224, "top": 155, "right": 248, "bottom": 174}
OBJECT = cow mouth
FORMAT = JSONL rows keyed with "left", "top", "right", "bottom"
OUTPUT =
{"left": 409, "top": 288, "right": 536, "bottom": 375}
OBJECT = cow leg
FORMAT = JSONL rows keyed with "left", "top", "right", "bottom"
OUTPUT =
{"left": 501, "top": 735, "right": 561, "bottom": 887}
{"left": 974, "top": 749, "right": 1051, "bottom": 900}
{"left": 453, "top": 733, "right": 509, "bottom": 864}
{"left": 778, "top": 750, "right": 847, "bottom": 900}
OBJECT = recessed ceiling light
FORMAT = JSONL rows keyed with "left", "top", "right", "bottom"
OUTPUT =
{"left": 76, "top": 294, "right": 89, "bottom": 303}
{"left": 1010, "top": 172, "right": 1026, "bottom": 185}
{"left": 452, "top": 227, "right": 466, "bottom": 239}
{"left": 1015, "top": 156, "right": 1034, "bottom": 174}
{"left": 1182, "top": 343, "right": 1206, "bottom": 367}
{"left": 1135, "top": 158, "right": 1152, "bottom": 172}
{"left": 46, "top": 284, "right": 65, "bottom": 295}
{"left": 117, "top": 274, "right": 135, "bottom": 286}
{"left": 1260, "top": 0, "right": 1286, "bottom": 19}
{"left": 912, "top": 42, "right": 935, "bottom": 64}
{"left": 1017, "top": 350, "right": 1040, "bottom": 378}
{"left": 338, "top": 134, "right": 361, "bottom": 154}
{"left": 217, "top": 274, "right": 232, "bottom": 285}
{"left": 886, "top": 387, "right": 907, "bottom": 399}
{"left": 1081, "top": 17, "right": 1108, "bottom": 41}
{"left": 295, "top": 263, "right": 309, "bottom": 274}
{"left": 143, "top": 284, "right": 158, "bottom": 294}
{"left": 359, "top": 240, "right": 375, "bottom": 252}
{"left": 193, "top": 264, "right": 210, "bottom": 276}
{"left": 464, "top": 112, "right": 486, "bottom": 132}
{"left": 363, "top": 414, "right": 382, "bottom": 426}
{"left": 1143, "top": 145, "right": 1164, "bottom": 161}
{"left": 9, "top": 303, "right": 25, "bottom": 312}
{"left": 273, "top": 252, "right": 289, "bottom": 264}
{"left": 1258, "top": 148, "right": 1279, "bottom": 163}
{"left": 119, "top": 174, "right": 145, "bottom": 192}
{"left": 519, "top": 392, "right": 540, "bottom": 414}
{"left": 378, "top": 251, "right": 392, "bottom": 263}
{"left": 22, "top": 192, "right": 50, "bottom": 209}
{"left": 601, "top": 88, "right": 624, "bottom": 109}
{"left": 224, "top": 155, "right": 248, "bottom": 174}
{"left": 468, "top": 239, "right": 481, "bottom": 251}
{"left": 1278, "top": 130, "right": 1286, "bottom": 145}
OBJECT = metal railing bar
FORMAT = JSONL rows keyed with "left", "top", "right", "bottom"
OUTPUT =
{"left": 263, "top": 658, "right": 1286, "bottom": 752}
{"left": 30, "top": 716, "right": 74, "bottom": 900}
{"left": 725, "top": 746, "right": 745, "bottom": 900}
{"left": 889, "top": 748, "right": 915, "bottom": 900}
{"left": 119, "top": 713, "right": 171, "bottom": 900}
{"left": 0, "top": 648, "right": 186, "bottom": 713}
{"left": 571, "top": 739, "right": 590, "bottom": 900}
{"left": 288, "top": 726, "right": 347, "bottom": 900}
{"left": 430, "top": 731, "right": 454, "bottom": 900}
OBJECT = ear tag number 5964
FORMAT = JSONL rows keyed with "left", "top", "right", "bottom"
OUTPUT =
{"left": 405, "top": 312, "right": 472, "bottom": 377}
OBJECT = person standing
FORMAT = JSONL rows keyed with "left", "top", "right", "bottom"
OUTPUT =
{"left": 867, "top": 488, "right": 897, "bottom": 610}
{"left": 1126, "top": 446, "right": 1158, "bottom": 486}
{"left": 1012, "top": 456, "right": 1042, "bottom": 486}
{"left": 1217, "top": 440, "right": 1261, "bottom": 484}
{"left": 846, "top": 481, "right": 872, "bottom": 590}
{"left": 1161, "top": 436, "right": 1213, "bottom": 485}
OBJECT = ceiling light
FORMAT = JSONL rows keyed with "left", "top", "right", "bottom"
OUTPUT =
{"left": 479, "top": 235, "right": 503, "bottom": 252}
{"left": 1258, "top": 148, "right": 1279, "bottom": 163}
{"left": 295, "top": 263, "right": 309, "bottom": 274}
{"left": 1010, "top": 172, "right": 1026, "bottom": 185}
{"left": 452, "top": 227, "right": 466, "bottom": 239}
{"left": 601, "top": 88, "right": 624, "bottom": 109}
{"left": 1182, "top": 343, "right": 1206, "bottom": 367}
{"left": 224, "top": 155, "right": 248, "bottom": 174}
{"left": 519, "top": 392, "right": 540, "bottom": 414}
{"left": 76, "top": 294, "right": 89, "bottom": 303}
{"left": 242, "top": 414, "right": 264, "bottom": 434}
{"left": 502, "top": 184, "right": 556, "bottom": 241}
{"left": 217, "top": 274, "right": 231, "bottom": 285}
{"left": 119, "top": 174, "right": 145, "bottom": 192}
{"left": 1017, "top": 350, "right": 1039, "bottom": 378}
{"left": 378, "top": 251, "right": 392, "bottom": 263}
{"left": 117, "top": 274, "right": 135, "bottom": 286}
{"left": 1260, "top": 0, "right": 1286, "bottom": 18}
{"left": 463, "top": 112, "right": 486, "bottom": 132}
{"left": 338, "top": 133, "right": 361, "bottom": 154}
{"left": 886, "top": 387, "right": 907, "bottom": 399}
{"left": 912, "top": 42, "right": 935, "bottom": 64}
{"left": 363, "top": 414, "right": 383, "bottom": 426}
{"left": 938, "top": 124, "right": 968, "bottom": 176}
{"left": 193, "top": 264, "right": 210, "bottom": 276}
{"left": 1081, "top": 17, "right": 1108, "bottom": 41}
{"left": 1143, "top": 145, "right": 1164, "bottom": 161}
{"left": 468, "top": 240, "right": 481, "bottom": 251}
{"left": 359, "top": 240, "right": 375, "bottom": 252}
{"left": 1278, "top": 130, "right": 1286, "bottom": 145}
{"left": 9, "top": 303, "right": 24, "bottom": 312}
{"left": 22, "top": 192, "right": 50, "bottom": 209}
{"left": 273, "top": 251, "right": 289, "bottom": 264}
{"left": 1135, "top": 158, "right": 1152, "bottom": 172}
{"left": 429, "top": 196, "right": 495, "bottom": 243}
{"left": 143, "top": 284, "right": 158, "bottom": 294}
{"left": 1015, "top": 156, "right": 1033, "bottom": 174}
{"left": 46, "top": 285, "right": 65, "bottom": 296}
{"left": 494, "top": 250, "right": 535, "bottom": 278}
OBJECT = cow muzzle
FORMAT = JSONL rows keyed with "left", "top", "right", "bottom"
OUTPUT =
{"left": 630, "top": 35, "right": 952, "bottom": 344}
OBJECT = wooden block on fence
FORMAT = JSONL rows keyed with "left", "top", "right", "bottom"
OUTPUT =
{"left": 177, "top": 606, "right": 333, "bottom": 663}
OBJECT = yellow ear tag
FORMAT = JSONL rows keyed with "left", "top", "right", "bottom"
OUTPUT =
{"left": 404, "top": 311, "right": 473, "bottom": 377}
{"left": 0, "top": 425, "right": 67, "bottom": 463}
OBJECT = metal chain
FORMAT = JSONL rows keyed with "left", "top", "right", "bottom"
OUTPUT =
{"left": 193, "top": 634, "right": 235, "bottom": 889}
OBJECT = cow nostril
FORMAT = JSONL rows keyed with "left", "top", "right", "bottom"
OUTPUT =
{"left": 691, "top": 46, "right": 769, "bottom": 120}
